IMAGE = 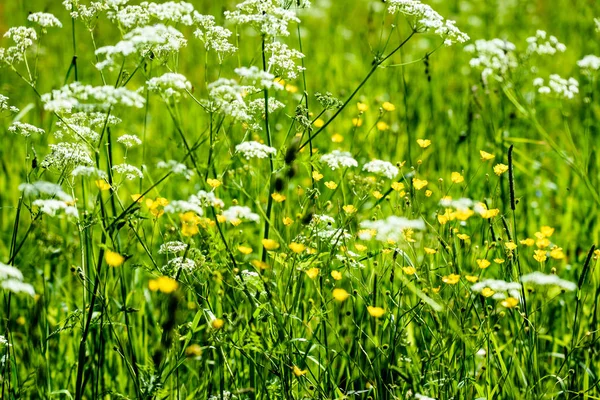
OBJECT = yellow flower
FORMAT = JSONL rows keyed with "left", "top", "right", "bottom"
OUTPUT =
{"left": 372, "top": 191, "right": 383, "bottom": 199}
{"left": 425, "top": 190, "right": 433, "bottom": 197}
{"left": 494, "top": 258, "right": 505, "bottom": 264}
{"left": 402, "top": 266, "right": 417, "bottom": 275}
{"left": 333, "top": 288, "right": 350, "bottom": 302}
{"left": 536, "top": 238, "right": 550, "bottom": 248}
{"left": 376, "top": 121, "right": 389, "bottom": 131}
{"left": 293, "top": 365, "right": 307, "bottom": 377}
{"left": 289, "top": 242, "right": 306, "bottom": 254}
{"left": 271, "top": 193, "right": 286, "bottom": 202}
{"left": 505, "top": 241, "right": 517, "bottom": 251}
{"left": 312, "top": 170, "right": 324, "bottom": 181}
{"left": 185, "top": 344, "right": 202, "bottom": 357}
{"left": 391, "top": 181, "right": 405, "bottom": 192}
{"left": 540, "top": 226, "right": 555, "bottom": 237}
{"left": 325, "top": 181, "right": 338, "bottom": 189}
{"left": 105, "top": 250, "right": 125, "bottom": 267}
{"left": 331, "top": 133, "right": 344, "bottom": 143}
{"left": 283, "top": 217, "right": 294, "bottom": 226}
{"left": 493, "top": 164, "right": 508, "bottom": 176}
{"left": 457, "top": 233, "right": 470, "bottom": 241}
{"left": 550, "top": 247, "right": 565, "bottom": 259}
{"left": 181, "top": 211, "right": 201, "bottom": 237}
{"left": 355, "top": 244, "right": 367, "bottom": 252}
{"left": 424, "top": 247, "right": 437, "bottom": 255}
{"left": 367, "top": 306, "right": 385, "bottom": 318}
{"left": 520, "top": 238, "right": 535, "bottom": 246}
{"left": 476, "top": 259, "right": 491, "bottom": 269}
{"left": 331, "top": 270, "right": 343, "bottom": 280}
{"left": 148, "top": 276, "right": 179, "bottom": 293}
{"left": 352, "top": 118, "right": 362, "bottom": 127}
{"left": 431, "top": 286, "right": 441, "bottom": 294}
{"left": 251, "top": 260, "right": 269, "bottom": 270}
{"left": 216, "top": 214, "right": 227, "bottom": 223}
{"left": 465, "top": 275, "right": 479, "bottom": 283}
{"left": 131, "top": 194, "right": 144, "bottom": 203}
{"left": 95, "top": 180, "right": 111, "bottom": 191}
{"left": 478, "top": 206, "right": 499, "bottom": 219}
{"left": 481, "top": 287, "right": 495, "bottom": 297}
{"left": 501, "top": 297, "right": 519, "bottom": 308}
{"left": 382, "top": 101, "right": 395, "bottom": 111}
{"left": 357, "top": 102, "right": 368, "bottom": 112}
{"left": 286, "top": 84, "right": 298, "bottom": 93}
{"left": 343, "top": 205, "right": 357, "bottom": 214}
{"left": 442, "top": 274, "right": 460, "bottom": 285}
{"left": 533, "top": 249, "right": 547, "bottom": 263}
{"left": 412, "top": 178, "right": 428, "bottom": 190}
{"left": 238, "top": 246, "right": 253, "bottom": 255}
{"left": 417, "top": 139, "right": 431, "bottom": 148}
{"left": 206, "top": 178, "right": 221, "bottom": 188}
{"left": 480, "top": 150, "right": 495, "bottom": 161}
{"left": 451, "top": 172, "right": 464, "bottom": 183}
{"left": 262, "top": 239, "right": 280, "bottom": 250}
{"left": 305, "top": 268, "right": 319, "bottom": 279}
{"left": 211, "top": 318, "right": 225, "bottom": 329}
{"left": 314, "top": 118, "right": 325, "bottom": 128}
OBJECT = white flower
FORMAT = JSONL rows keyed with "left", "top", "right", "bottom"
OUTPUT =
{"left": 0, "top": 94, "right": 19, "bottom": 113}
{"left": 0, "top": 27, "right": 37, "bottom": 65}
{"left": 117, "top": 134, "right": 142, "bottom": 148}
{"left": 8, "top": 122, "right": 45, "bottom": 137}
{"left": 207, "top": 78, "right": 257, "bottom": 121}
{"left": 71, "top": 166, "right": 107, "bottom": 179}
{"left": 224, "top": 0, "right": 300, "bottom": 37}
{"left": 112, "top": 163, "right": 144, "bottom": 180}
{"left": 222, "top": 206, "right": 260, "bottom": 223}
{"left": 27, "top": 12, "right": 63, "bottom": 29}
{"left": 42, "top": 82, "right": 145, "bottom": 113}
{"left": 33, "top": 199, "right": 79, "bottom": 218}
{"left": 157, "top": 160, "right": 194, "bottom": 180}
{"left": 526, "top": 30, "right": 566, "bottom": 55}
{"left": 195, "top": 190, "right": 224, "bottom": 208}
{"left": 0, "top": 263, "right": 24, "bottom": 281}
{"left": 19, "top": 181, "right": 73, "bottom": 201}
{"left": 159, "top": 241, "right": 188, "bottom": 254}
{"left": 534, "top": 74, "right": 579, "bottom": 100}
{"left": 439, "top": 197, "right": 473, "bottom": 211}
{"left": 265, "top": 41, "right": 305, "bottom": 80}
{"left": 1, "top": 279, "right": 35, "bottom": 297}
{"left": 471, "top": 279, "right": 521, "bottom": 293}
{"left": 146, "top": 72, "right": 191, "bottom": 101}
{"left": 235, "top": 66, "right": 282, "bottom": 90}
{"left": 464, "top": 38, "right": 517, "bottom": 83}
{"left": 362, "top": 159, "right": 399, "bottom": 179}
{"left": 235, "top": 141, "right": 277, "bottom": 160}
{"left": 360, "top": 216, "right": 425, "bottom": 242}
{"left": 520, "top": 272, "right": 576, "bottom": 291}
{"left": 193, "top": 14, "right": 237, "bottom": 62}
{"left": 577, "top": 55, "right": 600, "bottom": 75}
{"left": 386, "top": 0, "right": 469, "bottom": 45}
{"left": 41, "top": 142, "right": 94, "bottom": 170}
{"left": 164, "top": 200, "right": 204, "bottom": 216}
{"left": 320, "top": 150, "right": 358, "bottom": 170}
{"left": 167, "top": 257, "right": 196, "bottom": 271}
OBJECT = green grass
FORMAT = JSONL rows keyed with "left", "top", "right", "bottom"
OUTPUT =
{"left": 1, "top": 0, "right": 600, "bottom": 399}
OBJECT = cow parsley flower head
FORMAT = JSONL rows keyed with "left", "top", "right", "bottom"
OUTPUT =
{"left": 363, "top": 159, "right": 399, "bottom": 179}
{"left": 8, "top": 122, "right": 45, "bottom": 137}
{"left": 0, "top": 95, "right": 19, "bottom": 113}
{"left": 157, "top": 160, "right": 194, "bottom": 179}
{"left": 577, "top": 55, "right": 600, "bottom": 75}
{"left": 146, "top": 72, "right": 191, "bottom": 101}
{"left": 71, "top": 166, "right": 107, "bottom": 179}
{"left": 41, "top": 142, "right": 94, "bottom": 170}
{"left": 360, "top": 216, "right": 425, "bottom": 242}
{"left": 222, "top": 206, "right": 260, "bottom": 224}
{"left": 265, "top": 41, "right": 305, "bottom": 80}
{"left": 224, "top": 0, "right": 300, "bottom": 37}
{"left": 41, "top": 82, "right": 145, "bottom": 113}
{"left": 27, "top": 12, "right": 63, "bottom": 30}
{"left": 386, "top": 0, "right": 469, "bottom": 45}
{"left": 526, "top": 30, "right": 566, "bottom": 55}
{"left": 112, "top": 163, "right": 144, "bottom": 180}
{"left": 206, "top": 78, "right": 257, "bottom": 121}
{"left": 320, "top": 150, "right": 358, "bottom": 170}
{"left": 464, "top": 39, "right": 517, "bottom": 83}
{"left": 159, "top": 241, "right": 188, "bottom": 254}
{"left": 520, "top": 272, "right": 576, "bottom": 291}
{"left": 164, "top": 200, "right": 204, "bottom": 216}
{"left": 1, "top": 278, "right": 35, "bottom": 297}
{"left": 193, "top": 14, "right": 237, "bottom": 62}
{"left": 534, "top": 74, "right": 579, "bottom": 100}
{"left": 167, "top": 257, "right": 196, "bottom": 271}
{"left": 0, "top": 27, "right": 38, "bottom": 65}
{"left": 19, "top": 181, "right": 73, "bottom": 201}
{"left": 117, "top": 134, "right": 142, "bottom": 148}
{"left": 33, "top": 199, "right": 79, "bottom": 218}
{"left": 235, "top": 66, "right": 283, "bottom": 90}
{"left": 235, "top": 141, "right": 277, "bottom": 159}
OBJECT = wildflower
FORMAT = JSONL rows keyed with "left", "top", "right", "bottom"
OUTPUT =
{"left": 331, "top": 271, "right": 343, "bottom": 280}
{"left": 331, "top": 133, "right": 344, "bottom": 143}
{"left": 305, "top": 268, "right": 319, "bottom": 278}
{"left": 325, "top": 181, "right": 338, "bottom": 189}
{"left": 193, "top": 14, "right": 237, "bottom": 62}
{"left": 283, "top": 217, "right": 294, "bottom": 226}
{"left": 41, "top": 142, "right": 93, "bottom": 170}
{"left": 457, "top": 233, "right": 470, "bottom": 241}
{"left": 533, "top": 250, "right": 547, "bottom": 263}
{"left": 311, "top": 170, "right": 324, "bottom": 182}
{"left": 224, "top": 0, "right": 300, "bottom": 37}
{"left": 320, "top": 150, "right": 358, "bottom": 170}
{"left": 343, "top": 205, "right": 357, "bottom": 214}
{"left": 251, "top": 260, "right": 269, "bottom": 270}
{"left": 501, "top": 297, "right": 519, "bottom": 308}
{"left": 526, "top": 30, "right": 566, "bottom": 56}
{"left": 28, "top": 12, "right": 62, "bottom": 29}
{"left": 382, "top": 101, "right": 395, "bottom": 111}
{"left": 357, "top": 102, "right": 368, "bottom": 112}
{"left": 392, "top": 181, "right": 405, "bottom": 192}
{"left": 355, "top": 244, "right": 367, "bottom": 252}
{"left": 146, "top": 73, "right": 192, "bottom": 101}
{"left": 112, "top": 164, "right": 143, "bottom": 181}
{"left": 8, "top": 122, "right": 45, "bottom": 137}
{"left": 540, "top": 226, "right": 555, "bottom": 237}
{"left": 363, "top": 160, "right": 399, "bottom": 179}
{"left": 185, "top": 344, "right": 202, "bottom": 357}
{"left": 105, "top": 250, "right": 125, "bottom": 267}
{"left": 289, "top": 242, "right": 306, "bottom": 253}
{"left": 367, "top": 306, "right": 385, "bottom": 318}
{"left": 480, "top": 150, "right": 495, "bottom": 161}
{"left": 481, "top": 288, "right": 495, "bottom": 297}
{"left": 95, "top": 180, "right": 111, "bottom": 191}
{"left": 157, "top": 160, "right": 195, "bottom": 180}
{"left": 550, "top": 247, "right": 565, "bottom": 259}
{"left": 373, "top": 191, "right": 384, "bottom": 199}
{"left": 264, "top": 41, "right": 305, "bottom": 79}
{"left": 333, "top": 288, "right": 350, "bottom": 302}
{"left": 293, "top": 365, "right": 307, "bottom": 377}
{"left": 42, "top": 82, "right": 145, "bottom": 113}
{"left": 271, "top": 193, "right": 286, "bottom": 202}
{"left": 0, "top": 95, "right": 19, "bottom": 113}
{"left": 402, "top": 266, "right": 416, "bottom": 275}
{"left": 360, "top": 216, "right": 425, "bottom": 242}
{"left": 464, "top": 39, "right": 517, "bottom": 83}
{"left": 262, "top": 239, "right": 280, "bottom": 251}
{"left": 207, "top": 179, "right": 221, "bottom": 189}
{"left": 578, "top": 55, "right": 600, "bottom": 75}
{"left": 494, "top": 258, "right": 505, "bottom": 264}
{"left": 521, "top": 272, "right": 576, "bottom": 291}
{"left": 505, "top": 242, "right": 517, "bottom": 251}
{"left": 412, "top": 178, "right": 428, "bottom": 190}
{"left": 222, "top": 206, "right": 260, "bottom": 224}
{"left": 236, "top": 141, "right": 277, "bottom": 159}
{"left": 494, "top": 164, "right": 508, "bottom": 175}
{"left": 466, "top": 275, "right": 479, "bottom": 283}
{"left": 520, "top": 238, "right": 535, "bottom": 246}
{"left": 424, "top": 247, "right": 437, "bottom": 255}
{"left": 313, "top": 118, "right": 325, "bottom": 128}
{"left": 451, "top": 172, "right": 464, "bottom": 183}
{"left": 148, "top": 276, "right": 179, "bottom": 294}
{"left": 352, "top": 118, "right": 363, "bottom": 127}
{"left": 0, "top": 27, "right": 37, "bottom": 66}
{"left": 442, "top": 274, "right": 460, "bottom": 285}
{"left": 534, "top": 74, "right": 579, "bottom": 100}
{"left": 238, "top": 246, "right": 253, "bottom": 255}
{"left": 417, "top": 139, "right": 431, "bottom": 148}
{"left": 211, "top": 318, "right": 225, "bottom": 329}
{"left": 376, "top": 121, "right": 389, "bottom": 131}
{"left": 117, "top": 134, "right": 142, "bottom": 148}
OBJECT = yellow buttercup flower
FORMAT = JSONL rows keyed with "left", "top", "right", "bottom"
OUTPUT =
{"left": 262, "top": 239, "right": 280, "bottom": 251}
{"left": 206, "top": 178, "right": 221, "bottom": 188}
{"left": 331, "top": 133, "right": 344, "bottom": 143}
{"left": 211, "top": 318, "right": 225, "bottom": 329}
{"left": 481, "top": 288, "right": 495, "bottom": 297}
{"left": 343, "top": 205, "right": 357, "bottom": 214}
{"left": 105, "top": 250, "right": 125, "bottom": 267}
{"left": 493, "top": 164, "right": 508, "bottom": 176}
{"left": 550, "top": 247, "right": 565, "bottom": 259}
{"left": 382, "top": 101, "right": 396, "bottom": 111}
{"left": 412, "top": 178, "right": 428, "bottom": 190}
{"left": 305, "top": 268, "right": 319, "bottom": 279}
{"left": 424, "top": 247, "right": 437, "bottom": 255}
{"left": 238, "top": 246, "right": 253, "bottom": 255}
{"left": 331, "top": 270, "right": 343, "bottom": 280}
{"left": 367, "top": 306, "right": 385, "bottom": 318}
{"left": 480, "top": 150, "right": 495, "bottom": 161}
{"left": 476, "top": 259, "right": 491, "bottom": 269}
{"left": 540, "top": 226, "right": 555, "bottom": 237}
{"left": 533, "top": 249, "right": 547, "bottom": 262}
{"left": 352, "top": 118, "right": 362, "bottom": 127}
{"left": 251, "top": 260, "right": 269, "bottom": 270}
{"left": 271, "top": 193, "right": 286, "bottom": 202}
{"left": 283, "top": 217, "right": 294, "bottom": 226}
{"left": 442, "top": 274, "right": 460, "bottom": 285}
{"left": 148, "top": 276, "right": 179, "bottom": 294}
{"left": 417, "top": 139, "right": 431, "bottom": 148}
{"left": 501, "top": 297, "right": 519, "bottom": 308}
{"left": 392, "top": 181, "right": 405, "bottom": 192}
{"left": 451, "top": 172, "right": 464, "bottom": 183}
{"left": 333, "top": 288, "right": 350, "bottom": 302}
{"left": 357, "top": 102, "right": 368, "bottom": 112}
{"left": 465, "top": 275, "right": 479, "bottom": 283}
{"left": 376, "top": 121, "right": 389, "bottom": 131}
{"left": 505, "top": 242, "right": 517, "bottom": 251}
{"left": 520, "top": 238, "right": 535, "bottom": 246}
{"left": 293, "top": 365, "right": 307, "bottom": 377}
{"left": 402, "top": 266, "right": 416, "bottom": 275}
{"left": 325, "top": 181, "right": 338, "bottom": 189}
{"left": 289, "top": 242, "right": 306, "bottom": 254}
{"left": 95, "top": 180, "right": 111, "bottom": 191}
{"left": 314, "top": 118, "right": 325, "bottom": 128}
{"left": 312, "top": 170, "right": 323, "bottom": 181}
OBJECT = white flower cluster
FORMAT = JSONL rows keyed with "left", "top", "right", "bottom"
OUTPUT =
{"left": 167, "top": 257, "right": 196, "bottom": 271}
{"left": 439, "top": 197, "right": 474, "bottom": 211}
{"left": 235, "top": 66, "right": 283, "bottom": 90}
{"left": 464, "top": 39, "right": 517, "bottom": 83}
{"left": 112, "top": 163, "right": 144, "bottom": 180}
{"left": 164, "top": 190, "right": 224, "bottom": 215}
{"left": 206, "top": 78, "right": 258, "bottom": 121}
{"left": 71, "top": 166, "right": 107, "bottom": 179}
{"left": 471, "top": 279, "right": 521, "bottom": 300}
{"left": 264, "top": 41, "right": 306, "bottom": 80}
{"left": 95, "top": 24, "right": 187, "bottom": 70}
{"left": 20, "top": 181, "right": 78, "bottom": 218}
{"left": 159, "top": 241, "right": 188, "bottom": 254}
{"left": 42, "top": 82, "right": 145, "bottom": 113}
{"left": 359, "top": 216, "right": 426, "bottom": 242}
{"left": 19, "top": 181, "right": 72, "bottom": 201}
{"left": 55, "top": 112, "right": 121, "bottom": 142}
{"left": 0, "top": 94, "right": 19, "bottom": 113}
{"left": 112, "top": 1, "right": 197, "bottom": 28}
{"left": 362, "top": 160, "right": 399, "bottom": 179}
{"left": 577, "top": 55, "right": 600, "bottom": 75}
{"left": 526, "top": 30, "right": 566, "bottom": 56}
{"left": 41, "top": 142, "right": 94, "bottom": 170}
{"left": 224, "top": 0, "right": 300, "bottom": 37}
{"left": 8, "top": 122, "right": 45, "bottom": 137}
{"left": 0, "top": 27, "right": 37, "bottom": 65}
{"left": 520, "top": 272, "right": 576, "bottom": 291}
{"left": 27, "top": 12, "right": 63, "bottom": 29}
{"left": 235, "top": 141, "right": 277, "bottom": 160}
{"left": 0, "top": 262, "right": 35, "bottom": 297}
{"left": 222, "top": 206, "right": 260, "bottom": 223}
{"left": 157, "top": 160, "right": 194, "bottom": 180}
{"left": 386, "top": 0, "right": 469, "bottom": 46}
{"left": 320, "top": 150, "right": 358, "bottom": 170}
{"left": 117, "top": 134, "right": 142, "bottom": 148}
{"left": 534, "top": 75, "right": 579, "bottom": 100}
{"left": 146, "top": 72, "right": 192, "bottom": 101}
{"left": 193, "top": 14, "right": 237, "bottom": 62}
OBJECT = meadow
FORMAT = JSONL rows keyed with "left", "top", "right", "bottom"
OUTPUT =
{"left": 1, "top": 0, "right": 600, "bottom": 398}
